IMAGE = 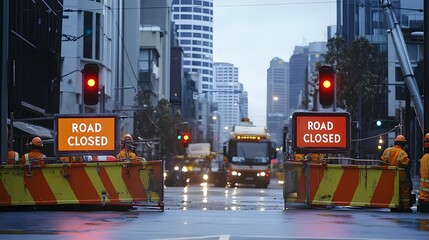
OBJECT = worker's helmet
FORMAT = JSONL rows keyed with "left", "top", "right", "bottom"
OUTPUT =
{"left": 394, "top": 135, "right": 406, "bottom": 142}
{"left": 425, "top": 133, "right": 429, "bottom": 142}
{"left": 30, "top": 137, "right": 44, "bottom": 147}
{"left": 122, "top": 133, "right": 133, "bottom": 142}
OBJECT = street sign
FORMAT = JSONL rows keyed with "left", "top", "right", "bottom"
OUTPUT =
{"left": 292, "top": 111, "right": 351, "bottom": 153}
{"left": 54, "top": 114, "right": 119, "bottom": 155}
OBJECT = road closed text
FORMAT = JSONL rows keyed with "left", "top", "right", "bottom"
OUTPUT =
{"left": 67, "top": 123, "right": 109, "bottom": 147}
{"left": 293, "top": 113, "right": 349, "bottom": 150}
{"left": 56, "top": 116, "right": 117, "bottom": 152}
{"left": 303, "top": 121, "right": 341, "bottom": 143}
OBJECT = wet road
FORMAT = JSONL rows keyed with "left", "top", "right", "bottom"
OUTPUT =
{"left": 0, "top": 182, "right": 428, "bottom": 239}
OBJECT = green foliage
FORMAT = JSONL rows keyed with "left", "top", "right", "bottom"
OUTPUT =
{"left": 323, "top": 37, "right": 386, "bottom": 122}
{"left": 134, "top": 92, "right": 181, "bottom": 158}
{"left": 322, "top": 37, "right": 387, "bottom": 157}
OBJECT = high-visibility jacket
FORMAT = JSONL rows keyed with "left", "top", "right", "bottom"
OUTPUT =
{"left": 7, "top": 150, "right": 19, "bottom": 164}
{"left": 420, "top": 153, "right": 429, "bottom": 201}
{"left": 116, "top": 148, "right": 137, "bottom": 161}
{"left": 381, "top": 145, "right": 409, "bottom": 166}
{"left": 21, "top": 149, "right": 46, "bottom": 165}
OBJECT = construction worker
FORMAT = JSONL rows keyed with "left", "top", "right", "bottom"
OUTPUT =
{"left": 22, "top": 137, "right": 46, "bottom": 165}
{"left": 116, "top": 133, "right": 138, "bottom": 161}
{"left": 381, "top": 134, "right": 412, "bottom": 212}
{"left": 417, "top": 133, "right": 429, "bottom": 212}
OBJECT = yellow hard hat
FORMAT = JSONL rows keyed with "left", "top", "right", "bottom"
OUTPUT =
{"left": 122, "top": 133, "right": 133, "bottom": 142}
{"left": 425, "top": 133, "right": 429, "bottom": 142}
{"left": 31, "top": 137, "right": 44, "bottom": 147}
{"left": 394, "top": 135, "right": 406, "bottom": 142}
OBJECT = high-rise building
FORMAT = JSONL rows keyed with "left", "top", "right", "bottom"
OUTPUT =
{"left": 288, "top": 46, "right": 308, "bottom": 117}
{"left": 213, "top": 62, "right": 244, "bottom": 150}
{"left": 266, "top": 57, "right": 289, "bottom": 146}
{"left": 172, "top": 0, "right": 214, "bottom": 92}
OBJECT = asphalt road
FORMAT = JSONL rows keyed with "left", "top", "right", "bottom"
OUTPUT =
{"left": 0, "top": 182, "right": 428, "bottom": 240}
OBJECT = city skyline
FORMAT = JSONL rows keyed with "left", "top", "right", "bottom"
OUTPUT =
{"left": 213, "top": 0, "right": 337, "bottom": 127}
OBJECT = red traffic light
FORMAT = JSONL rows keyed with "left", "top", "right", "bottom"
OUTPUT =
{"left": 82, "top": 63, "right": 99, "bottom": 105}
{"left": 321, "top": 79, "right": 332, "bottom": 89}
{"left": 318, "top": 66, "right": 335, "bottom": 106}
{"left": 183, "top": 134, "right": 190, "bottom": 141}
{"left": 182, "top": 133, "right": 190, "bottom": 148}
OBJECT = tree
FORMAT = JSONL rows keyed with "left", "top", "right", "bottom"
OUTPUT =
{"left": 322, "top": 37, "right": 387, "bottom": 157}
{"left": 134, "top": 92, "right": 181, "bottom": 160}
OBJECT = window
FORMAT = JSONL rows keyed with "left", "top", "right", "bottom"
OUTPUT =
{"left": 193, "top": 15, "right": 202, "bottom": 20}
{"left": 181, "top": 14, "right": 192, "bottom": 19}
{"left": 181, "top": 24, "right": 192, "bottom": 29}
{"left": 193, "top": 25, "right": 202, "bottom": 30}
{"left": 180, "top": 39, "right": 191, "bottom": 45}
{"left": 83, "top": 11, "right": 93, "bottom": 58}
{"left": 181, "top": 7, "right": 192, "bottom": 12}
{"left": 181, "top": 32, "right": 192, "bottom": 37}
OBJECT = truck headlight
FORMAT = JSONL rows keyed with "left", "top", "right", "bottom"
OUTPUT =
{"left": 181, "top": 166, "right": 189, "bottom": 172}
{"left": 257, "top": 172, "right": 266, "bottom": 177}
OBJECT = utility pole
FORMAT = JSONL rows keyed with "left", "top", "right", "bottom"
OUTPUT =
{"left": 1, "top": 0, "right": 9, "bottom": 162}
{"left": 424, "top": 0, "right": 429, "bottom": 137}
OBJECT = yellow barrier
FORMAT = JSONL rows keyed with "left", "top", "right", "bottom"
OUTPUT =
{"left": 0, "top": 160, "right": 164, "bottom": 211}
{"left": 283, "top": 160, "right": 401, "bottom": 209}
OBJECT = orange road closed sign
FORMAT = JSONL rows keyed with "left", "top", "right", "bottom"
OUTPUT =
{"left": 55, "top": 114, "right": 119, "bottom": 155}
{"left": 292, "top": 111, "right": 351, "bottom": 153}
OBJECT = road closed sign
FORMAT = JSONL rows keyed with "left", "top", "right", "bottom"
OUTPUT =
{"left": 55, "top": 114, "right": 119, "bottom": 155}
{"left": 292, "top": 111, "right": 350, "bottom": 153}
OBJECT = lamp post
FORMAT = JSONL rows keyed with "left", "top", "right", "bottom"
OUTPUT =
{"left": 211, "top": 112, "right": 220, "bottom": 152}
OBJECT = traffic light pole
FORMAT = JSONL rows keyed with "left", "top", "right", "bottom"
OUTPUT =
{"left": 1, "top": 0, "right": 9, "bottom": 162}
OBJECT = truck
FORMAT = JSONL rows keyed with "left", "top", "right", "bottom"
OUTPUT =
{"left": 223, "top": 118, "right": 276, "bottom": 188}
{"left": 165, "top": 143, "right": 213, "bottom": 186}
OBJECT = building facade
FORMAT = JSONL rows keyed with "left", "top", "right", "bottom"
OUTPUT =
{"left": 213, "top": 62, "right": 244, "bottom": 151}
{"left": 172, "top": 0, "right": 214, "bottom": 92}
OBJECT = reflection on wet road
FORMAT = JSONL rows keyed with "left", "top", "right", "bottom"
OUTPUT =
{"left": 1, "top": 183, "right": 429, "bottom": 239}
{"left": 164, "top": 182, "right": 284, "bottom": 211}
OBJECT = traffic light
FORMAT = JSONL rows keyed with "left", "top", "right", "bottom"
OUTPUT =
{"left": 318, "top": 66, "right": 335, "bottom": 106}
{"left": 82, "top": 63, "right": 99, "bottom": 105}
{"left": 176, "top": 129, "right": 182, "bottom": 140}
{"left": 182, "top": 133, "right": 190, "bottom": 148}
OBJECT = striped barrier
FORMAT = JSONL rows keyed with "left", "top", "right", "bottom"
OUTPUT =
{"left": 0, "top": 160, "right": 164, "bottom": 211}
{"left": 283, "top": 160, "right": 401, "bottom": 209}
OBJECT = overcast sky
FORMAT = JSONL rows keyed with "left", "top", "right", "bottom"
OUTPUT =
{"left": 213, "top": 0, "right": 337, "bottom": 127}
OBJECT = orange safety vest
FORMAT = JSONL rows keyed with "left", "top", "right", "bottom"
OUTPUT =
{"left": 420, "top": 153, "right": 429, "bottom": 201}
{"left": 22, "top": 149, "right": 46, "bottom": 165}
{"left": 381, "top": 145, "right": 409, "bottom": 166}
{"left": 7, "top": 150, "right": 19, "bottom": 164}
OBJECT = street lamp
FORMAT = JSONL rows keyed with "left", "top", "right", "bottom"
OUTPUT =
{"left": 211, "top": 112, "right": 221, "bottom": 152}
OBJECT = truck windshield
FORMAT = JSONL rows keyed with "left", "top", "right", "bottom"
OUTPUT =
{"left": 231, "top": 142, "right": 270, "bottom": 164}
